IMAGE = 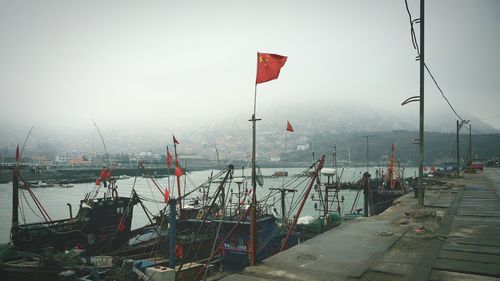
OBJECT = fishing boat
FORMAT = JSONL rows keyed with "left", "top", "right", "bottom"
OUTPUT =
{"left": 360, "top": 144, "right": 408, "bottom": 216}
{"left": 9, "top": 149, "right": 140, "bottom": 255}
{"left": 297, "top": 167, "right": 343, "bottom": 241}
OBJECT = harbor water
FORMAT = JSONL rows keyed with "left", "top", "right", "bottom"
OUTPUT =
{"left": 0, "top": 166, "right": 418, "bottom": 244}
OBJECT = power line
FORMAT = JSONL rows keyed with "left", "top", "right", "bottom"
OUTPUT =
{"left": 403, "top": 0, "right": 464, "bottom": 122}
{"left": 423, "top": 63, "right": 464, "bottom": 121}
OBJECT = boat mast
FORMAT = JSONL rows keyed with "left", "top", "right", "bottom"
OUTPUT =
{"left": 281, "top": 155, "right": 325, "bottom": 251}
{"left": 12, "top": 145, "right": 20, "bottom": 230}
{"left": 173, "top": 135, "right": 183, "bottom": 210}
{"left": 249, "top": 82, "right": 260, "bottom": 266}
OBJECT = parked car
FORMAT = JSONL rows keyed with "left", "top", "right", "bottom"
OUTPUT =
{"left": 471, "top": 162, "right": 484, "bottom": 170}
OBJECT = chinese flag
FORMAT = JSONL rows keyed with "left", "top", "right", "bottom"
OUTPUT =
{"left": 173, "top": 135, "right": 179, "bottom": 145}
{"left": 287, "top": 121, "right": 294, "bottom": 132}
{"left": 167, "top": 147, "right": 172, "bottom": 168}
{"left": 256, "top": 52, "right": 287, "bottom": 84}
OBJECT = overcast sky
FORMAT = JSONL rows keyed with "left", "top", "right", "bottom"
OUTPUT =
{"left": 1, "top": 0, "right": 499, "bottom": 138}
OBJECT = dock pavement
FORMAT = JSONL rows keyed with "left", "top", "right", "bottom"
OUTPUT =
{"left": 221, "top": 168, "right": 500, "bottom": 281}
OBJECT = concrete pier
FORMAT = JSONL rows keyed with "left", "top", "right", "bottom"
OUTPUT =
{"left": 221, "top": 169, "right": 500, "bottom": 281}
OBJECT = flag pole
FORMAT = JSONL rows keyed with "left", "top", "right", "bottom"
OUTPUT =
{"left": 283, "top": 126, "right": 287, "bottom": 188}
{"left": 173, "top": 138, "right": 182, "bottom": 210}
{"left": 249, "top": 80, "right": 258, "bottom": 266}
{"left": 166, "top": 146, "right": 171, "bottom": 194}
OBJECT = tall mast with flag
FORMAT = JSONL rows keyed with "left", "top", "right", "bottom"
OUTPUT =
{"left": 249, "top": 52, "right": 287, "bottom": 266}
{"left": 282, "top": 121, "right": 294, "bottom": 185}
{"left": 172, "top": 135, "right": 183, "bottom": 210}
{"left": 165, "top": 146, "right": 173, "bottom": 204}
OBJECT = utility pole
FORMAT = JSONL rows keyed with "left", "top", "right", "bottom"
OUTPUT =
{"left": 469, "top": 123, "right": 472, "bottom": 167}
{"left": 456, "top": 119, "right": 469, "bottom": 178}
{"left": 417, "top": 0, "right": 425, "bottom": 207}
{"left": 456, "top": 120, "right": 460, "bottom": 178}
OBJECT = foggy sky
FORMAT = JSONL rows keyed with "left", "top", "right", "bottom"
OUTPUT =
{"left": 1, "top": 0, "right": 499, "bottom": 140}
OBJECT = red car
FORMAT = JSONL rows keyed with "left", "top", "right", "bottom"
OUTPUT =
{"left": 471, "top": 162, "right": 483, "bottom": 170}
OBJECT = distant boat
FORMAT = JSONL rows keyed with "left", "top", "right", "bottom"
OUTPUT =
{"left": 25, "top": 181, "right": 53, "bottom": 188}
{"left": 272, "top": 171, "right": 288, "bottom": 177}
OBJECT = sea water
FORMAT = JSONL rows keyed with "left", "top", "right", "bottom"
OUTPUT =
{"left": 0, "top": 166, "right": 418, "bottom": 243}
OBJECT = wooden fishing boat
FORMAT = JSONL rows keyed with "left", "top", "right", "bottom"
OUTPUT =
{"left": 9, "top": 148, "right": 140, "bottom": 255}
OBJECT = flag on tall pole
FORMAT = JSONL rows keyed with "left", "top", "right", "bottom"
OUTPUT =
{"left": 250, "top": 51, "right": 288, "bottom": 267}
{"left": 174, "top": 159, "right": 183, "bottom": 178}
{"left": 256, "top": 53, "right": 287, "bottom": 84}
{"left": 286, "top": 121, "right": 294, "bottom": 132}
{"left": 173, "top": 135, "right": 179, "bottom": 145}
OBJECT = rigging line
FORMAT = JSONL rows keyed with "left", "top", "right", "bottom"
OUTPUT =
{"left": 19, "top": 190, "right": 45, "bottom": 222}
{"left": 147, "top": 209, "right": 167, "bottom": 258}
{"left": 92, "top": 120, "right": 109, "bottom": 167}
{"left": 199, "top": 175, "right": 233, "bottom": 281}
{"left": 286, "top": 179, "right": 310, "bottom": 220}
{"left": 139, "top": 164, "right": 164, "bottom": 195}
{"left": 179, "top": 168, "right": 227, "bottom": 201}
{"left": 145, "top": 178, "right": 161, "bottom": 213}
{"left": 177, "top": 168, "right": 232, "bottom": 273}
{"left": 286, "top": 168, "right": 315, "bottom": 213}
{"left": 20, "top": 177, "right": 52, "bottom": 222}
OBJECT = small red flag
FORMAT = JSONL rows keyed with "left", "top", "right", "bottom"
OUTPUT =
{"left": 15, "top": 145, "right": 20, "bottom": 161}
{"left": 167, "top": 147, "right": 172, "bottom": 168}
{"left": 256, "top": 52, "right": 287, "bottom": 84}
{"left": 173, "top": 135, "right": 179, "bottom": 145}
{"left": 164, "top": 188, "right": 170, "bottom": 204}
{"left": 287, "top": 121, "right": 294, "bottom": 132}
{"left": 174, "top": 159, "right": 183, "bottom": 178}
{"left": 175, "top": 165, "right": 183, "bottom": 178}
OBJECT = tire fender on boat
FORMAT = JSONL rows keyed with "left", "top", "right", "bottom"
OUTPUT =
{"left": 87, "top": 233, "right": 96, "bottom": 245}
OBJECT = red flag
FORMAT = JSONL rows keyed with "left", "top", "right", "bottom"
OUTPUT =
{"left": 287, "top": 121, "right": 294, "bottom": 132}
{"left": 167, "top": 147, "right": 172, "bottom": 168}
{"left": 175, "top": 165, "right": 183, "bottom": 178}
{"left": 173, "top": 135, "right": 179, "bottom": 145}
{"left": 15, "top": 145, "right": 20, "bottom": 161}
{"left": 164, "top": 188, "right": 170, "bottom": 204}
{"left": 256, "top": 52, "right": 287, "bottom": 84}
{"left": 174, "top": 160, "right": 183, "bottom": 178}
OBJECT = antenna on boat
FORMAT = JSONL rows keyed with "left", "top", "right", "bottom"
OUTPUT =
{"left": 92, "top": 120, "right": 109, "bottom": 168}
{"left": 19, "top": 126, "right": 34, "bottom": 161}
